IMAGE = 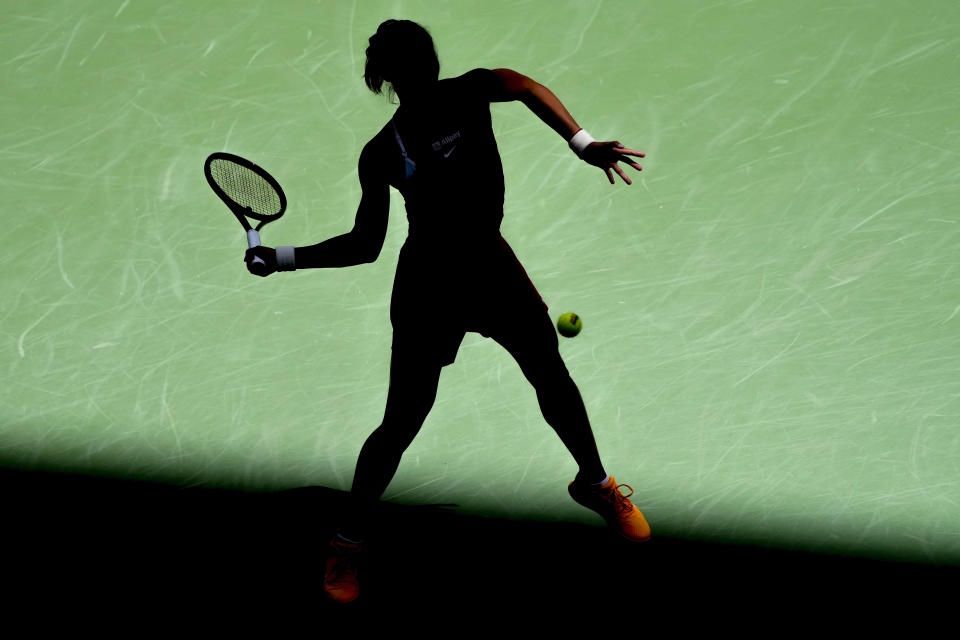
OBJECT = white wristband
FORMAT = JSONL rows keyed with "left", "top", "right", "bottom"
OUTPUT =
{"left": 568, "top": 128, "right": 596, "bottom": 157}
{"left": 276, "top": 246, "right": 296, "bottom": 271}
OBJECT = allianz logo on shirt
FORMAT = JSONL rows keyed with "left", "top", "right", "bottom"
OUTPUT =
{"left": 432, "top": 130, "right": 461, "bottom": 152}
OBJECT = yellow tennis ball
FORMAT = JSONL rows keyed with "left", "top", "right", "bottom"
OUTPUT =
{"left": 557, "top": 312, "right": 583, "bottom": 338}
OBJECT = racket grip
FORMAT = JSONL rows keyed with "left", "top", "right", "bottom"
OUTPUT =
{"left": 247, "top": 229, "right": 265, "bottom": 266}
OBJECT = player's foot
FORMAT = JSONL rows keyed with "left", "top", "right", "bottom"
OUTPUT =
{"left": 323, "top": 534, "right": 363, "bottom": 603}
{"left": 568, "top": 475, "right": 651, "bottom": 543}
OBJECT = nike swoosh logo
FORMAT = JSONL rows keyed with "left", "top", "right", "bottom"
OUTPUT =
{"left": 443, "top": 145, "right": 457, "bottom": 158}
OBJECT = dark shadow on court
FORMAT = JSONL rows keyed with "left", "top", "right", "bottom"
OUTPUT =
{"left": 4, "top": 465, "right": 954, "bottom": 616}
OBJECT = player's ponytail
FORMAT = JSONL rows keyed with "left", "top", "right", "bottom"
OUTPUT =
{"left": 364, "top": 19, "right": 440, "bottom": 103}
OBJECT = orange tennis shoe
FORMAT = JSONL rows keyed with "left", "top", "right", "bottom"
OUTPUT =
{"left": 568, "top": 475, "right": 651, "bottom": 543}
{"left": 323, "top": 534, "right": 363, "bottom": 604}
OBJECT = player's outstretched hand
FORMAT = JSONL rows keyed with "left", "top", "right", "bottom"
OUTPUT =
{"left": 582, "top": 141, "right": 644, "bottom": 185}
{"left": 245, "top": 246, "right": 278, "bottom": 277}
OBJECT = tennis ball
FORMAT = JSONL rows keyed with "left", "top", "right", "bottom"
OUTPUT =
{"left": 557, "top": 312, "right": 583, "bottom": 338}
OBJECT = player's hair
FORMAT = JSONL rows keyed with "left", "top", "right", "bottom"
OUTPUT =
{"left": 364, "top": 19, "right": 440, "bottom": 104}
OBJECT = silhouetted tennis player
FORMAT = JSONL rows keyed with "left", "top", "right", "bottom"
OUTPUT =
{"left": 245, "top": 19, "right": 648, "bottom": 605}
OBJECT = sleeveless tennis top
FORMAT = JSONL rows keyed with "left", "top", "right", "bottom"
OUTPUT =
{"left": 374, "top": 68, "right": 505, "bottom": 254}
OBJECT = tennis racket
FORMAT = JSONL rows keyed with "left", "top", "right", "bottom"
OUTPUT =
{"left": 204, "top": 152, "right": 286, "bottom": 276}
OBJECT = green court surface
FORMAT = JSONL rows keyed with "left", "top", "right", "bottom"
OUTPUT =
{"left": 3, "top": 0, "right": 959, "bottom": 614}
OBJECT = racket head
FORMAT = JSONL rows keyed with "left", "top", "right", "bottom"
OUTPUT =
{"left": 204, "top": 152, "right": 287, "bottom": 227}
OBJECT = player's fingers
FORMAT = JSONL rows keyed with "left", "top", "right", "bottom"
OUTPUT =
{"left": 605, "top": 167, "right": 615, "bottom": 184}
{"left": 615, "top": 164, "right": 632, "bottom": 185}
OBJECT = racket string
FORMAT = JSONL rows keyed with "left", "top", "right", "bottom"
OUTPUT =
{"left": 210, "top": 159, "right": 283, "bottom": 217}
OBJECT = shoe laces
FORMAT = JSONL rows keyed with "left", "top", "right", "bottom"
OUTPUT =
{"left": 327, "top": 561, "right": 355, "bottom": 583}
{"left": 611, "top": 483, "right": 635, "bottom": 515}
{"left": 327, "top": 542, "right": 361, "bottom": 582}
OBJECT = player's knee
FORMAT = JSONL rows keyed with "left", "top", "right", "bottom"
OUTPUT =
{"left": 378, "top": 393, "right": 437, "bottom": 445}
{"left": 367, "top": 418, "right": 420, "bottom": 453}
{"left": 525, "top": 356, "right": 572, "bottom": 391}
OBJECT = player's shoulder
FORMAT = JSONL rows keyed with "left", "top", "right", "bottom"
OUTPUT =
{"left": 364, "top": 119, "right": 397, "bottom": 157}
{"left": 455, "top": 67, "right": 496, "bottom": 82}
{"left": 450, "top": 67, "right": 499, "bottom": 96}
{"left": 452, "top": 68, "right": 528, "bottom": 104}
{"left": 359, "top": 126, "right": 393, "bottom": 184}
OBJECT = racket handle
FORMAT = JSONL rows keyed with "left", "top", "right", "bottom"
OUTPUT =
{"left": 247, "top": 229, "right": 265, "bottom": 266}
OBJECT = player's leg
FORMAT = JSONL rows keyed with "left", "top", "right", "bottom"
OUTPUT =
{"left": 325, "top": 330, "right": 452, "bottom": 603}
{"left": 488, "top": 308, "right": 651, "bottom": 543}
{"left": 489, "top": 310, "right": 607, "bottom": 485}
{"left": 484, "top": 279, "right": 651, "bottom": 542}
{"left": 338, "top": 349, "right": 445, "bottom": 541}
{"left": 478, "top": 237, "right": 608, "bottom": 483}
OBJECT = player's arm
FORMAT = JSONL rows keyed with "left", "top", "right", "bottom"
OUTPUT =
{"left": 290, "top": 142, "right": 389, "bottom": 269}
{"left": 489, "top": 68, "right": 645, "bottom": 185}
{"left": 489, "top": 68, "right": 579, "bottom": 140}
